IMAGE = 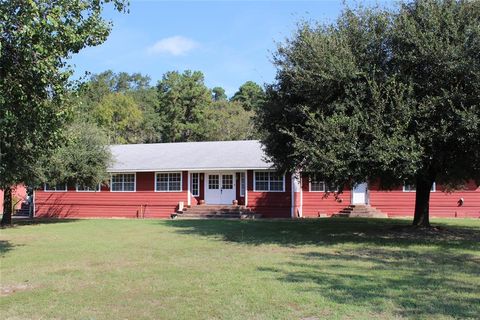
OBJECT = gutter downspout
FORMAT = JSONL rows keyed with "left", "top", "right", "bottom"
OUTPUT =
{"left": 187, "top": 171, "right": 191, "bottom": 207}
{"left": 244, "top": 170, "right": 248, "bottom": 207}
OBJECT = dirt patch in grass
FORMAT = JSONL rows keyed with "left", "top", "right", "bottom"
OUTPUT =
{"left": 1, "top": 282, "right": 34, "bottom": 297}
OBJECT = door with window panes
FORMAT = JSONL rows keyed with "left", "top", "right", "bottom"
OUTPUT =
{"left": 205, "top": 172, "right": 236, "bottom": 204}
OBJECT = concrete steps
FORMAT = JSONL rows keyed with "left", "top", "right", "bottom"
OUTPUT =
{"left": 333, "top": 205, "right": 388, "bottom": 218}
{"left": 173, "top": 205, "right": 261, "bottom": 219}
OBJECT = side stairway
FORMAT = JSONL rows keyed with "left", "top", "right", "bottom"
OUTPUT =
{"left": 333, "top": 205, "right": 388, "bottom": 218}
{"left": 174, "top": 205, "right": 261, "bottom": 219}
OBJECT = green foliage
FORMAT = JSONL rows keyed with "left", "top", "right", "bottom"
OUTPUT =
{"left": 199, "top": 100, "right": 258, "bottom": 141}
{"left": 0, "top": 0, "right": 127, "bottom": 223}
{"left": 92, "top": 93, "right": 143, "bottom": 144}
{"left": 258, "top": 0, "right": 480, "bottom": 225}
{"left": 231, "top": 81, "right": 266, "bottom": 111}
{"left": 79, "top": 70, "right": 152, "bottom": 106}
{"left": 156, "top": 70, "right": 213, "bottom": 142}
{"left": 156, "top": 71, "right": 260, "bottom": 142}
{"left": 77, "top": 70, "right": 160, "bottom": 143}
{"left": 0, "top": 0, "right": 126, "bottom": 188}
{"left": 76, "top": 70, "right": 261, "bottom": 144}
{"left": 35, "top": 120, "right": 111, "bottom": 188}
{"left": 211, "top": 86, "right": 227, "bottom": 101}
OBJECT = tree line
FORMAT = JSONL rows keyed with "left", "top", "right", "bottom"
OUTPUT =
{"left": 75, "top": 70, "right": 266, "bottom": 145}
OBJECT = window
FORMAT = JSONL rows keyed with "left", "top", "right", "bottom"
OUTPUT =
{"left": 254, "top": 171, "right": 285, "bottom": 192}
{"left": 310, "top": 180, "right": 326, "bottom": 192}
{"left": 156, "top": 172, "right": 182, "bottom": 192}
{"left": 76, "top": 184, "right": 101, "bottom": 192}
{"left": 403, "top": 182, "right": 436, "bottom": 192}
{"left": 44, "top": 183, "right": 67, "bottom": 192}
{"left": 309, "top": 175, "right": 337, "bottom": 192}
{"left": 111, "top": 174, "right": 135, "bottom": 192}
{"left": 239, "top": 172, "right": 246, "bottom": 197}
{"left": 208, "top": 174, "right": 219, "bottom": 189}
{"left": 191, "top": 173, "right": 199, "bottom": 196}
{"left": 222, "top": 174, "right": 233, "bottom": 189}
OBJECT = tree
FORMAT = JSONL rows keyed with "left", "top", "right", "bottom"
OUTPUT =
{"left": 231, "top": 81, "right": 266, "bottom": 111}
{"left": 0, "top": 0, "right": 127, "bottom": 225}
{"left": 35, "top": 120, "right": 112, "bottom": 189}
{"left": 212, "top": 86, "right": 227, "bottom": 101}
{"left": 77, "top": 71, "right": 160, "bottom": 143}
{"left": 258, "top": 0, "right": 480, "bottom": 227}
{"left": 91, "top": 93, "right": 144, "bottom": 144}
{"left": 156, "top": 70, "right": 212, "bottom": 142}
{"left": 199, "top": 100, "right": 257, "bottom": 141}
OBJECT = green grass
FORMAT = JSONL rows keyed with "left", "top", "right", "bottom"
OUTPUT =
{"left": 1, "top": 218, "right": 479, "bottom": 320}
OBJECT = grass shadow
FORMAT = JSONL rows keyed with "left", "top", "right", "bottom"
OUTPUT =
{"left": 164, "top": 218, "right": 480, "bottom": 249}
{"left": 0, "top": 240, "right": 15, "bottom": 256}
{"left": 259, "top": 247, "right": 480, "bottom": 318}
{"left": 163, "top": 218, "right": 480, "bottom": 318}
{"left": 2, "top": 218, "right": 80, "bottom": 228}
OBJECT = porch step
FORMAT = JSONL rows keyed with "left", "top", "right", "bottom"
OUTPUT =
{"left": 14, "top": 201, "right": 31, "bottom": 216}
{"left": 174, "top": 205, "right": 261, "bottom": 219}
{"left": 14, "top": 208, "right": 30, "bottom": 216}
{"left": 333, "top": 205, "right": 388, "bottom": 218}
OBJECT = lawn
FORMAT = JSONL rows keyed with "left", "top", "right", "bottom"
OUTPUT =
{"left": 1, "top": 218, "right": 479, "bottom": 320}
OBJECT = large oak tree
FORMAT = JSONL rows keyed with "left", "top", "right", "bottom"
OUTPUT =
{"left": 257, "top": 0, "right": 480, "bottom": 226}
{"left": 0, "top": 0, "right": 127, "bottom": 224}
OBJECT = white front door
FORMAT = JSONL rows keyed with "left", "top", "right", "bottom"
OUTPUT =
{"left": 352, "top": 182, "right": 368, "bottom": 204}
{"left": 205, "top": 173, "right": 236, "bottom": 204}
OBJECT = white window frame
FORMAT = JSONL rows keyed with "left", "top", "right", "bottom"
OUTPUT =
{"left": 253, "top": 171, "right": 285, "bottom": 192}
{"left": 191, "top": 173, "right": 199, "bottom": 197}
{"left": 309, "top": 180, "right": 326, "bottom": 192}
{"left": 239, "top": 172, "right": 246, "bottom": 197}
{"left": 155, "top": 172, "right": 183, "bottom": 192}
{"left": 403, "top": 182, "right": 436, "bottom": 192}
{"left": 76, "top": 183, "right": 101, "bottom": 192}
{"left": 44, "top": 183, "right": 67, "bottom": 192}
{"left": 110, "top": 173, "right": 136, "bottom": 192}
{"left": 308, "top": 175, "right": 337, "bottom": 192}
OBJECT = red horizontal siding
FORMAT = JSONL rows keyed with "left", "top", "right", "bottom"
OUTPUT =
{"left": 246, "top": 170, "right": 291, "bottom": 218}
{"left": 35, "top": 191, "right": 188, "bottom": 218}
{"left": 34, "top": 172, "right": 189, "bottom": 219}
{"left": 370, "top": 190, "right": 480, "bottom": 218}
{"left": 301, "top": 175, "right": 352, "bottom": 217}
{"left": 302, "top": 191, "right": 352, "bottom": 217}
{"left": 369, "top": 182, "right": 480, "bottom": 218}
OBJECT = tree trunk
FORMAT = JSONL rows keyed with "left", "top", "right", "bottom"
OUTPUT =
{"left": 412, "top": 175, "right": 434, "bottom": 227}
{"left": 1, "top": 186, "right": 13, "bottom": 225}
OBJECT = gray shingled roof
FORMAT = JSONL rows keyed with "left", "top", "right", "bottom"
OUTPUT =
{"left": 108, "top": 140, "right": 273, "bottom": 172}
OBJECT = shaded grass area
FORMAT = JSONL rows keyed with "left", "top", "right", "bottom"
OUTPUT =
{"left": 1, "top": 218, "right": 479, "bottom": 319}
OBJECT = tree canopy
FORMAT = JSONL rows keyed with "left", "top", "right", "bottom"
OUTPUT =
{"left": 0, "top": 0, "right": 127, "bottom": 224}
{"left": 74, "top": 70, "right": 261, "bottom": 144}
{"left": 231, "top": 81, "right": 266, "bottom": 111}
{"left": 156, "top": 70, "right": 212, "bottom": 142}
{"left": 35, "top": 119, "right": 112, "bottom": 189}
{"left": 156, "top": 70, "right": 258, "bottom": 142}
{"left": 257, "top": 0, "right": 480, "bottom": 226}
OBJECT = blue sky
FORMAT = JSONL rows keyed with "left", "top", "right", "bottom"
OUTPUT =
{"left": 71, "top": 0, "right": 392, "bottom": 96}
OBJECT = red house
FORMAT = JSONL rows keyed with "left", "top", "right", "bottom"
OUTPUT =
{"left": 0, "top": 185, "right": 28, "bottom": 214}
{"left": 34, "top": 140, "right": 480, "bottom": 219}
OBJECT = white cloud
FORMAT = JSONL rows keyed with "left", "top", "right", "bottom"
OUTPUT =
{"left": 147, "top": 36, "right": 199, "bottom": 56}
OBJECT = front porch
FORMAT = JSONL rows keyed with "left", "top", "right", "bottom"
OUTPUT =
{"left": 174, "top": 204, "right": 261, "bottom": 219}
{"left": 187, "top": 171, "right": 247, "bottom": 207}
